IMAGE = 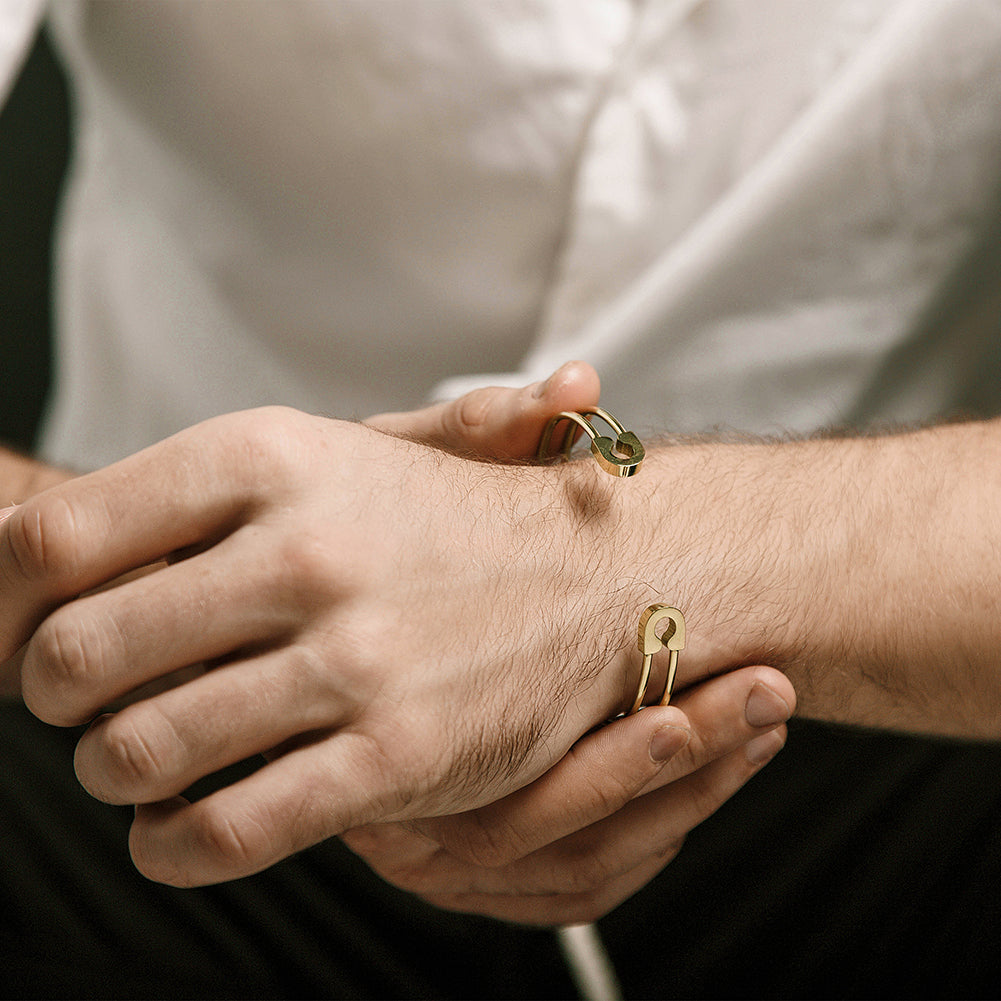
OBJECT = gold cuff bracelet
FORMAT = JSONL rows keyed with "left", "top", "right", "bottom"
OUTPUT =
{"left": 537, "top": 406, "right": 684, "bottom": 713}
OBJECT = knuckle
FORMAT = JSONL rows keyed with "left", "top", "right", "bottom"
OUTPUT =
{"left": 194, "top": 803, "right": 275, "bottom": 873}
{"left": 676, "top": 721, "right": 725, "bottom": 774}
{"left": 275, "top": 532, "right": 339, "bottom": 598}
{"left": 4, "top": 495, "right": 83, "bottom": 584}
{"left": 279, "top": 621, "right": 381, "bottom": 715}
{"left": 222, "top": 407, "right": 308, "bottom": 485}
{"left": 549, "top": 844, "right": 619, "bottom": 896}
{"left": 581, "top": 767, "right": 639, "bottom": 819}
{"left": 443, "top": 810, "right": 526, "bottom": 869}
{"left": 455, "top": 389, "right": 493, "bottom": 431}
{"left": 82, "top": 711, "right": 174, "bottom": 801}
{"left": 449, "top": 825, "right": 509, "bottom": 869}
{"left": 684, "top": 767, "right": 731, "bottom": 820}
{"left": 23, "top": 612, "right": 105, "bottom": 723}
{"left": 567, "top": 855, "right": 617, "bottom": 896}
{"left": 285, "top": 639, "right": 349, "bottom": 703}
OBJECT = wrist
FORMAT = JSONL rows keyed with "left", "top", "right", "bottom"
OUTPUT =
{"left": 536, "top": 454, "right": 691, "bottom": 721}
{"left": 614, "top": 427, "right": 993, "bottom": 734}
{"left": 605, "top": 439, "right": 831, "bottom": 692}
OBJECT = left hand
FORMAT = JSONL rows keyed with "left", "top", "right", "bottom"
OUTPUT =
{"left": 343, "top": 664, "right": 793, "bottom": 925}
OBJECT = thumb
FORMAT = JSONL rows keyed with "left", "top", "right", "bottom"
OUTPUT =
{"left": 366, "top": 361, "right": 601, "bottom": 462}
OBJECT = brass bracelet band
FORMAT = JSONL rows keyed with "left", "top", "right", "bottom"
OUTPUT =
{"left": 537, "top": 406, "right": 645, "bottom": 477}
{"left": 537, "top": 406, "right": 684, "bottom": 713}
{"left": 631, "top": 604, "right": 686, "bottom": 713}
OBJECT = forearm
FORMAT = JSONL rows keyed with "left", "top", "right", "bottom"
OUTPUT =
{"left": 606, "top": 418, "right": 1001, "bottom": 738}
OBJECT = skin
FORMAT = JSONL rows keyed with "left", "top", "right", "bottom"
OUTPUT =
{"left": 342, "top": 668, "right": 791, "bottom": 925}
{"left": 0, "top": 362, "right": 792, "bottom": 925}
{"left": 357, "top": 364, "right": 794, "bottom": 924}
{"left": 3, "top": 360, "right": 998, "bottom": 909}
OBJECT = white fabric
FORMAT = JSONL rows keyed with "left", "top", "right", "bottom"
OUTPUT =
{"left": 557, "top": 924, "right": 623, "bottom": 1001}
{"left": 435, "top": 0, "right": 1001, "bottom": 433}
{"left": 43, "top": 0, "right": 636, "bottom": 466}
{"left": 4, "top": 3, "right": 1000, "bottom": 990}
{"left": 0, "top": 0, "right": 43, "bottom": 104}
{"left": 13, "top": 0, "right": 1001, "bottom": 471}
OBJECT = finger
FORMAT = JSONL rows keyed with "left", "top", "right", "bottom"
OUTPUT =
{"left": 340, "top": 818, "right": 667, "bottom": 927}
{"left": 414, "top": 706, "right": 692, "bottom": 868}
{"left": 353, "top": 814, "right": 673, "bottom": 927}
{"left": 0, "top": 410, "right": 291, "bottom": 657}
{"left": 414, "top": 665, "right": 793, "bottom": 868}
{"left": 418, "top": 852, "right": 671, "bottom": 928}
{"left": 127, "top": 727, "right": 429, "bottom": 886}
{"left": 637, "top": 665, "right": 795, "bottom": 796}
{"left": 366, "top": 360, "right": 600, "bottom": 460}
{"left": 342, "top": 822, "right": 441, "bottom": 873}
{"left": 72, "top": 638, "right": 362, "bottom": 806}
{"left": 398, "top": 731, "right": 787, "bottom": 922}
{"left": 20, "top": 529, "right": 307, "bottom": 726}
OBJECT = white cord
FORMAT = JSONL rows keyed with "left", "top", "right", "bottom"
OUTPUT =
{"left": 556, "top": 924, "right": 623, "bottom": 1001}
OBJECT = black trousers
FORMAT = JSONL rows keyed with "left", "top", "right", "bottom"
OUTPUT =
{"left": 3, "top": 701, "right": 1001, "bottom": 1000}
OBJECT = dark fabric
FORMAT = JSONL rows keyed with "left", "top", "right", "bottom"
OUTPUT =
{"left": 0, "top": 702, "right": 576, "bottom": 1000}
{"left": 603, "top": 719, "right": 1001, "bottom": 1000}
{"left": 5, "top": 702, "right": 1001, "bottom": 1000}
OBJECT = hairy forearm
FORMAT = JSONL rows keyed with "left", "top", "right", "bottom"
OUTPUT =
{"left": 4, "top": 412, "right": 999, "bottom": 738}
{"left": 603, "top": 418, "right": 1001, "bottom": 738}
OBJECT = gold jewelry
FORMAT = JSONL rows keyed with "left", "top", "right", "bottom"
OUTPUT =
{"left": 536, "top": 408, "right": 683, "bottom": 711}
{"left": 630, "top": 604, "right": 686, "bottom": 713}
{"left": 537, "top": 406, "right": 644, "bottom": 477}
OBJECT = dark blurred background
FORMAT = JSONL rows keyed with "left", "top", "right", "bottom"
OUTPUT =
{"left": 0, "top": 28, "right": 69, "bottom": 453}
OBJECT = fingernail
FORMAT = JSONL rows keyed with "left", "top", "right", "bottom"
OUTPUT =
{"left": 649, "top": 724, "right": 691, "bottom": 762}
{"left": 745, "top": 729, "right": 786, "bottom": 765}
{"left": 532, "top": 370, "right": 558, "bottom": 398}
{"left": 532, "top": 362, "right": 572, "bottom": 398}
{"left": 744, "top": 681, "right": 792, "bottom": 728}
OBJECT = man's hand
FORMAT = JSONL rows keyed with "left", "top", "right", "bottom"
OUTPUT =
{"left": 365, "top": 358, "right": 601, "bottom": 460}
{"left": 1, "top": 361, "right": 795, "bottom": 902}
{"left": 344, "top": 665, "right": 792, "bottom": 926}
{"left": 351, "top": 362, "right": 793, "bottom": 924}
{"left": 0, "top": 365, "right": 678, "bottom": 886}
